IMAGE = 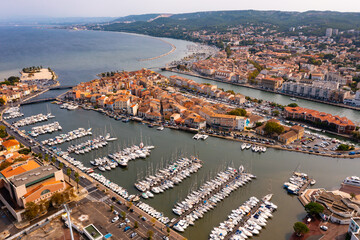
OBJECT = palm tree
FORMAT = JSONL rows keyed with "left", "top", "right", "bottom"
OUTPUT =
{"left": 59, "top": 162, "right": 64, "bottom": 169}
{"left": 75, "top": 176, "right": 80, "bottom": 193}
{"left": 66, "top": 168, "right": 71, "bottom": 182}
{"left": 51, "top": 156, "right": 56, "bottom": 164}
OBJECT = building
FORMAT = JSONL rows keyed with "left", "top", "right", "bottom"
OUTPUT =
{"left": 0, "top": 161, "right": 66, "bottom": 221}
{"left": 2, "top": 139, "right": 20, "bottom": 152}
{"left": 326, "top": 28, "right": 333, "bottom": 37}
{"left": 278, "top": 125, "right": 305, "bottom": 144}
{"left": 260, "top": 77, "right": 283, "bottom": 90}
{"left": 284, "top": 106, "right": 356, "bottom": 134}
{"left": 348, "top": 218, "right": 360, "bottom": 240}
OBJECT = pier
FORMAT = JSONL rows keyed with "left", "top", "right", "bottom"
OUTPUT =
{"left": 170, "top": 171, "right": 254, "bottom": 228}
{"left": 223, "top": 201, "right": 264, "bottom": 240}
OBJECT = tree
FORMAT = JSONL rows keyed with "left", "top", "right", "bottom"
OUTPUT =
{"left": 255, "top": 122, "right": 263, "bottom": 127}
{"left": 110, "top": 205, "right": 114, "bottom": 212}
{"left": 0, "top": 125, "right": 7, "bottom": 138}
{"left": 44, "top": 154, "right": 49, "bottom": 162}
{"left": 74, "top": 172, "right": 79, "bottom": 178}
{"left": 120, "top": 211, "right": 126, "bottom": 220}
{"left": 337, "top": 144, "right": 351, "bottom": 151}
{"left": 24, "top": 202, "right": 40, "bottom": 220}
{"left": 134, "top": 221, "right": 139, "bottom": 229}
{"left": 225, "top": 45, "right": 232, "bottom": 58}
{"left": 287, "top": 103, "right": 298, "bottom": 107}
{"left": 127, "top": 201, "right": 133, "bottom": 209}
{"left": 66, "top": 168, "right": 72, "bottom": 182}
{"left": 167, "top": 227, "right": 170, "bottom": 234}
{"left": 264, "top": 121, "right": 284, "bottom": 135}
{"left": 304, "top": 202, "right": 324, "bottom": 216}
{"left": 150, "top": 217, "right": 156, "bottom": 226}
{"left": 147, "top": 230, "right": 154, "bottom": 240}
{"left": 51, "top": 156, "right": 56, "bottom": 164}
{"left": 350, "top": 193, "right": 356, "bottom": 200}
{"left": 227, "top": 108, "right": 247, "bottom": 117}
{"left": 59, "top": 162, "right": 64, "bottom": 169}
{"left": 75, "top": 177, "right": 80, "bottom": 193}
{"left": 38, "top": 153, "right": 43, "bottom": 159}
{"left": 293, "top": 222, "right": 309, "bottom": 236}
{"left": 0, "top": 98, "right": 5, "bottom": 106}
{"left": 51, "top": 192, "right": 64, "bottom": 207}
{"left": 272, "top": 110, "right": 280, "bottom": 116}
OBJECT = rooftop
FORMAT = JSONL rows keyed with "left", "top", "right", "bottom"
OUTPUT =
{"left": 10, "top": 165, "right": 59, "bottom": 187}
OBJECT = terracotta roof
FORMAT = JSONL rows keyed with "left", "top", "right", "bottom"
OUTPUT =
{"left": 1, "top": 160, "right": 40, "bottom": 179}
{"left": 2, "top": 139, "right": 20, "bottom": 148}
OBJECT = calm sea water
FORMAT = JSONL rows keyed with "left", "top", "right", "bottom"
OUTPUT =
{"left": 2, "top": 26, "right": 360, "bottom": 240}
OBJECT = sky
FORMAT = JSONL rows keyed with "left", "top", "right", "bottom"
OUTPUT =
{"left": 1, "top": 0, "right": 360, "bottom": 19}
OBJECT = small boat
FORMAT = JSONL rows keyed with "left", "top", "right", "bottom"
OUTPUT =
{"left": 157, "top": 125, "right": 164, "bottom": 131}
{"left": 290, "top": 97, "right": 298, "bottom": 102}
{"left": 310, "top": 179, "right": 316, "bottom": 185}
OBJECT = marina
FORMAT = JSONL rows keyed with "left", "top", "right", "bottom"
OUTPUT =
{"left": 67, "top": 134, "right": 113, "bottom": 154}
{"left": 136, "top": 202, "right": 170, "bottom": 224}
{"left": 12, "top": 113, "right": 54, "bottom": 127}
{"left": 106, "top": 143, "right": 154, "bottom": 167}
{"left": 134, "top": 156, "right": 202, "bottom": 194}
{"left": 3, "top": 107, "right": 24, "bottom": 120}
{"left": 171, "top": 166, "right": 256, "bottom": 231}
{"left": 283, "top": 171, "right": 315, "bottom": 195}
{"left": 41, "top": 127, "right": 92, "bottom": 146}
{"left": 28, "top": 121, "right": 62, "bottom": 137}
{"left": 209, "top": 194, "right": 277, "bottom": 240}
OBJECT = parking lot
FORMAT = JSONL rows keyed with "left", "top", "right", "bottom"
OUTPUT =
{"left": 71, "top": 200, "right": 169, "bottom": 240}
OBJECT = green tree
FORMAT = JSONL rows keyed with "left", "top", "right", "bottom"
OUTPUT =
{"left": 147, "top": 230, "right": 154, "bottom": 240}
{"left": 287, "top": 103, "right": 298, "bottom": 107}
{"left": 51, "top": 156, "right": 56, "bottom": 164}
{"left": 293, "top": 222, "right": 309, "bottom": 236}
{"left": 337, "top": 144, "right": 351, "bottom": 151}
{"left": 51, "top": 192, "right": 64, "bottom": 207}
{"left": 59, "top": 162, "right": 64, "bottom": 169}
{"left": 75, "top": 176, "right": 80, "bottom": 193}
{"left": 227, "top": 108, "right": 247, "bottom": 117}
{"left": 264, "top": 121, "right": 284, "bottom": 135}
{"left": 44, "top": 154, "right": 49, "bottom": 162}
{"left": 0, "top": 125, "right": 7, "bottom": 138}
{"left": 24, "top": 202, "right": 40, "bottom": 220}
{"left": 74, "top": 172, "right": 79, "bottom": 178}
{"left": 134, "top": 221, "right": 139, "bottom": 229}
{"left": 304, "top": 202, "right": 324, "bottom": 216}
{"left": 350, "top": 193, "right": 356, "bottom": 200}
{"left": 66, "top": 168, "right": 72, "bottom": 182}
{"left": 110, "top": 205, "right": 114, "bottom": 212}
{"left": 120, "top": 211, "right": 126, "bottom": 220}
{"left": 38, "top": 153, "right": 43, "bottom": 159}
{"left": 272, "top": 110, "right": 280, "bottom": 116}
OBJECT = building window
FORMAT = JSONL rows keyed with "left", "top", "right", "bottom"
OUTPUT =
{"left": 41, "top": 189, "right": 50, "bottom": 196}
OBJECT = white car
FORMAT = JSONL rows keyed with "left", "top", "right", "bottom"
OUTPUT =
{"left": 111, "top": 216, "right": 119, "bottom": 223}
{"left": 320, "top": 225, "right": 328, "bottom": 231}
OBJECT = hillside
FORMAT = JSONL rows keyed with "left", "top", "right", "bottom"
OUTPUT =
{"left": 97, "top": 10, "right": 360, "bottom": 40}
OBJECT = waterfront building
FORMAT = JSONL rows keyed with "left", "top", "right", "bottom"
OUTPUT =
{"left": 259, "top": 76, "right": 284, "bottom": 90}
{"left": 284, "top": 106, "right": 356, "bottom": 134}
{"left": 0, "top": 160, "right": 66, "bottom": 221}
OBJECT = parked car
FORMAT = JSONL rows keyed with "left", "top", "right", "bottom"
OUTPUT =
{"left": 111, "top": 216, "right": 119, "bottom": 223}
{"left": 320, "top": 225, "right": 328, "bottom": 231}
{"left": 124, "top": 226, "right": 131, "bottom": 232}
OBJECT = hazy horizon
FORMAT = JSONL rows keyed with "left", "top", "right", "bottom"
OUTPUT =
{"left": 1, "top": 0, "right": 360, "bottom": 20}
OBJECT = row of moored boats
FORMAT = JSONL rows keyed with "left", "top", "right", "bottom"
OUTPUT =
{"left": 134, "top": 157, "right": 202, "bottom": 194}
{"left": 41, "top": 128, "right": 92, "bottom": 146}
{"left": 172, "top": 166, "right": 256, "bottom": 232}
{"left": 283, "top": 172, "right": 315, "bottom": 195}
{"left": 3, "top": 107, "right": 24, "bottom": 120}
{"left": 13, "top": 113, "right": 54, "bottom": 127}
{"left": 29, "top": 121, "right": 62, "bottom": 137}
{"left": 241, "top": 143, "right": 266, "bottom": 153}
{"left": 136, "top": 202, "right": 170, "bottom": 224}
{"left": 67, "top": 135, "right": 111, "bottom": 154}
{"left": 106, "top": 143, "right": 154, "bottom": 167}
{"left": 60, "top": 102, "right": 79, "bottom": 110}
{"left": 193, "top": 133, "right": 209, "bottom": 140}
{"left": 209, "top": 194, "right": 277, "bottom": 240}
{"left": 89, "top": 172, "right": 129, "bottom": 199}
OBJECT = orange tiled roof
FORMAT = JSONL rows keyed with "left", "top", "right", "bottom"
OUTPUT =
{"left": 2, "top": 139, "right": 20, "bottom": 148}
{"left": 1, "top": 160, "right": 40, "bottom": 178}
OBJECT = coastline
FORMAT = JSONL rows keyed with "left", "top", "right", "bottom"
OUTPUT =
{"left": 164, "top": 68, "right": 360, "bottom": 112}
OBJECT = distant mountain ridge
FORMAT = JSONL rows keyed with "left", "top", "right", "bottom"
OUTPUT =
{"left": 101, "top": 10, "right": 360, "bottom": 36}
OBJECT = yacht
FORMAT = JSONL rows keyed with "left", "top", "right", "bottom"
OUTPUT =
{"left": 343, "top": 176, "right": 360, "bottom": 187}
